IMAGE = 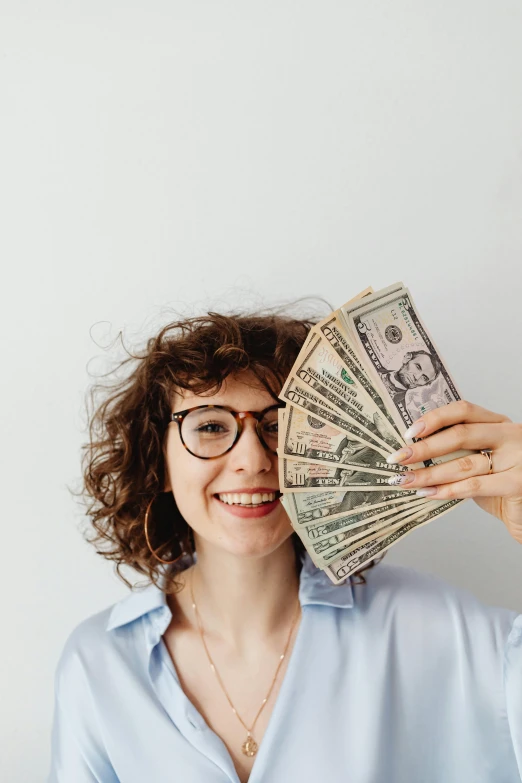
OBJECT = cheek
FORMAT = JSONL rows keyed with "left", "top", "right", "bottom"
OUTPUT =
{"left": 167, "top": 440, "right": 217, "bottom": 513}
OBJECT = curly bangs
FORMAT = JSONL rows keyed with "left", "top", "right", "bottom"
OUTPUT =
{"left": 77, "top": 308, "right": 383, "bottom": 594}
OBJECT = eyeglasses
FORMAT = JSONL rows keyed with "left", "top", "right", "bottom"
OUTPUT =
{"left": 169, "top": 404, "right": 283, "bottom": 460}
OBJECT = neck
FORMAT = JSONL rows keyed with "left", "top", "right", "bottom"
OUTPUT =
{"left": 187, "top": 537, "right": 300, "bottom": 652}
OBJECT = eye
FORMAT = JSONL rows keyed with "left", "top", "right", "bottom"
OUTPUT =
{"left": 421, "top": 375, "right": 428, "bottom": 383}
{"left": 194, "top": 420, "right": 230, "bottom": 434}
{"left": 261, "top": 414, "right": 279, "bottom": 436}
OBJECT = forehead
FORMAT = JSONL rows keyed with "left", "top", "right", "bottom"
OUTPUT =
{"left": 417, "top": 354, "right": 435, "bottom": 370}
{"left": 171, "top": 372, "right": 277, "bottom": 413}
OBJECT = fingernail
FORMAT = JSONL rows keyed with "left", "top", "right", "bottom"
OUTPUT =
{"left": 415, "top": 487, "right": 438, "bottom": 497}
{"left": 404, "top": 420, "right": 426, "bottom": 439}
{"left": 387, "top": 473, "right": 415, "bottom": 486}
{"left": 386, "top": 447, "right": 413, "bottom": 465}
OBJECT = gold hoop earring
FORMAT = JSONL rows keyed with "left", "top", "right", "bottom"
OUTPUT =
{"left": 144, "top": 495, "right": 187, "bottom": 566}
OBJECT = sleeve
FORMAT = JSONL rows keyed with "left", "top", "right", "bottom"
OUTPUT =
{"left": 505, "top": 614, "right": 522, "bottom": 779}
{"left": 46, "top": 642, "right": 120, "bottom": 783}
{"left": 47, "top": 693, "right": 118, "bottom": 783}
{"left": 47, "top": 690, "right": 120, "bottom": 783}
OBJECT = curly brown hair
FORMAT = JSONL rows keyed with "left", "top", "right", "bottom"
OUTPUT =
{"left": 76, "top": 307, "right": 383, "bottom": 595}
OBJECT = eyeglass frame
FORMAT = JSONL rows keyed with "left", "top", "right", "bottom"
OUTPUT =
{"left": 169, "top": 403, "right": 284, "bottom": 460}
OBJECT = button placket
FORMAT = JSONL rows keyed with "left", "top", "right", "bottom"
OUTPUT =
{"left": 238, "top": 606, "right": 310, "bottom": 783}
{"left": 145, "top": 615, "right": 241, "bottom": 782}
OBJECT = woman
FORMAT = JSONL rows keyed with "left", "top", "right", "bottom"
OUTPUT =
{"left": 48, "top": 311, "right": 522, "bottom": 783}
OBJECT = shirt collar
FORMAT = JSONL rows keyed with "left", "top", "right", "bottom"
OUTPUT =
{"left": 106, "top": 553, "right": 353, "bottom": 632}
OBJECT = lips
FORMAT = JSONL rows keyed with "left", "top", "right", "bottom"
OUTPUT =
{"left": 213, "top": 490, "right": 282, "bottom": 519}
{"left": 217, "top": 491, "right": 279, "bottom": 506}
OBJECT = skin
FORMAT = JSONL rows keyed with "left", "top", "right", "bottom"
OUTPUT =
{"left": 163, "top": 373, "right": 295, "bottom": 561}
{"left": 161, "top": 381, "right": 522, "bottom": 782}
{"left": 161, "top": 372, "right": 301, "bottom": 783}
{"left": 386, "top": 400, "right": 522, "bottom": 544}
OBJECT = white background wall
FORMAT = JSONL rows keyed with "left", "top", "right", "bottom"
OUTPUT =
{"left": 1, "top": 2, "right": 522, "bottom": 780}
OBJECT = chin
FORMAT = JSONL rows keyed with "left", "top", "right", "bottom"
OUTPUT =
{"left": 184, "top": 494, "right": 295, "bottom": 559}
{"left": 198, "top": 512, "right": 294, "bottom": 560}
{"left": 222, "top": 532, "right": 293, "bottom": 559}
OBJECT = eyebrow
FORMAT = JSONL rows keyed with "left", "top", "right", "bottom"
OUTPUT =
{"left": 172, "top": 402, "right": 279, "bottom": 413}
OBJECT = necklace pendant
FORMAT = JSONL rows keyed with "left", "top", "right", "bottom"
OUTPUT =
{"left": 241, "top": 734, "right": 258, "bottom": 757}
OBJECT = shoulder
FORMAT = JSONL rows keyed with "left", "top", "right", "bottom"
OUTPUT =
{"left": 351, "top": 563, "right": 519, "bottom": 651}
{"left": 53, "top": 583, "right": 165, "bottom": 696}
{"left": 53, "top": 605, "right": 118, "bottom": 693}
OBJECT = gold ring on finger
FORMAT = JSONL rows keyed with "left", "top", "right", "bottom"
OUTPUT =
{"left": 479, "top": 449, "right": 493, "bottom": 475}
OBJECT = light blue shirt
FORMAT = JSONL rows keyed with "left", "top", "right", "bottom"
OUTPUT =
{"left": 48, "top": 555, "right": 522, "bottom": 782}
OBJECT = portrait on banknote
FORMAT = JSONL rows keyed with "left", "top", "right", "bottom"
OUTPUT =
{"left": 337, "top": 436, "right": 379, "bottom": 466}
{"left": 378, "top": 349, "right": 443, "bottom": 422}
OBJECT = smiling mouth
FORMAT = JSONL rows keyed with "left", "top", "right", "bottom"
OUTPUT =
{"left": 215, "top": 491, "right": 281, "bottom": 507}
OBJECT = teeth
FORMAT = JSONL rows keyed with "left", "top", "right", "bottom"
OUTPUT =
{"left": 217, "top": 492, "right": 277, "bottom": 506}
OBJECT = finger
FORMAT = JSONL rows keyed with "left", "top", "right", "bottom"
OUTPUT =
{"left": 403, "top": 470, "right": 519, "bottom": 501}
{"left": 388, "top": 423, "right": 514, "bottom": 467}
{"left": 387, "top": 451, "right": 500, "bottom": 489}
{"left": 403, "top": 400, "right": 511, "bottom": 440}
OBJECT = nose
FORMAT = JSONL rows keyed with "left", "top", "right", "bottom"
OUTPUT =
{"left": 228, "top": 417, "right": 273, "bottom": 474}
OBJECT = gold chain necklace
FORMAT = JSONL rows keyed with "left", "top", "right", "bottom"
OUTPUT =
{"left": 190, "top": 572, "right": 301, "bottom": 758}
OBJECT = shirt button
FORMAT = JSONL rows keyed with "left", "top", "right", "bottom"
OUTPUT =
{"left": 187, "top": 713, "right": 203, "bottom": 730}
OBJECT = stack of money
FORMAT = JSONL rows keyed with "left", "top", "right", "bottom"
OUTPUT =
{"left": 278, "top": 283, "right": 469, "bottom": 584}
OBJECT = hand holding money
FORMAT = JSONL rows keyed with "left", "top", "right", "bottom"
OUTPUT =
{"left": 278, "top": 284, "right": 522, "bottom": 584}
{"left": 382, "top": 399, "right": 522, "bottom": 545}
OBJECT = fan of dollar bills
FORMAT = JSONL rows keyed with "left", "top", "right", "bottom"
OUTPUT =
{"left": 277, "top": 283, "right": 470, "bottom": 585}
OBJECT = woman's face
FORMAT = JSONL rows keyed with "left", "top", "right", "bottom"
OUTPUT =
{"left": 163, "top": 372, "right": 293, "bottom": 559}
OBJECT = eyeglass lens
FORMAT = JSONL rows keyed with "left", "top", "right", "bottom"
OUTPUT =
{"left": 180, "top": 407, "right": 279, "bottom": 458}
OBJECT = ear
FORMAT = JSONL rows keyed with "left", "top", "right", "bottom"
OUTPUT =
{"left": 403, "top": 352, "right": 412, "bottom": 362}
